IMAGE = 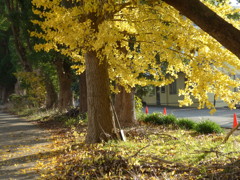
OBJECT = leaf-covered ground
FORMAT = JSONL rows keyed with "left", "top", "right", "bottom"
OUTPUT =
{"left": 29, "top": 112, "right": 240, "bottom": 180}
{"left": 2, "top": 108, "right": 240, "bottom": 179}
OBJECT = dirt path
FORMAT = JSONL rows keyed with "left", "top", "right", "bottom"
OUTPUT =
{"left": 0, "top": 111, "right": 51, "bottom": 180}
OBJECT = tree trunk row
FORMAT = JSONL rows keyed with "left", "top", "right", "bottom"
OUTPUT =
{"left": 54, "top": 59, "right": 73, "bottom": 112}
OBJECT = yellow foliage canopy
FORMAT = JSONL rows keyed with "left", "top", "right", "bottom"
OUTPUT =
{"left": 31, "top": 0, "right": 240, "bottom": 110}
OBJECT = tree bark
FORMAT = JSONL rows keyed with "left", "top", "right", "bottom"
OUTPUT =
{"left": 79, "top": 71, "right": 87, "bottom": 114}
{"left": 5, "top": 0, "right": 32, "bottom": 72}
{"left": 43, "top": 71, "right": 58, "bottom": 109}
{"left": 0, "top": 86, "right": 6, "bottom": 104}
{"left": 114, "top": 86, "right": 136, "bottom": 127}
{"left": 0, "top": 29, "right": 16, "bottom": 104}
{"left": 85, "top": 51, "right": 115, "bottom": 143}
{"left": 55, "top": 59, "right": 73, "bottom": 112}
{"left": 162, "top": 0, "right": 240, "bottom": 59}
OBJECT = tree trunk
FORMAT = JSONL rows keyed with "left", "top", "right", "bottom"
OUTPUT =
{"left": 5, "top": 0, "right": 32, "bottom": 72}
{"left": 0, "top": 86, "right": 6, "bottom": 104}
{"left": 43, "top": 71, "right": 58, "bottom": 109}
{"left": 162, "top": 0, "right": 240, "bottom": 59}
{"left": 55, "top": 59, "right": 73, "bottom": 112}
{"left": 79, "top": 71, "right": 87, "bottom": 113}
{"left": 114, "top": 86, "right": 136, "bottom": 127}
{"left": 11, "top": 25, "right": 32, "bottom": 72}
{"left": 85, "top": 51, "right": 115, "bottom": 143}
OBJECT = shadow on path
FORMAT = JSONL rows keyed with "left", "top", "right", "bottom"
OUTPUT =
{"left": 0, "top": 111, "right": 52, "bottom": 180}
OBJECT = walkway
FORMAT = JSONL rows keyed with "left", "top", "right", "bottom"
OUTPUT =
{"left": 0, "top": 112, "right": 51, "bottom": 180}
{"left": 145, "top": 106, "right": 240, "bottom": 128}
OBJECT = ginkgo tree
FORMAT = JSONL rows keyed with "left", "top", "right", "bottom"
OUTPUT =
{"left": 31, "top": 0, "right": 240, "bottom": 143}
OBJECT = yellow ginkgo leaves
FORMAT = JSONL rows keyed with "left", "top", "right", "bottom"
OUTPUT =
{"left": 31, "top": 0, "right": 240, "bottom": 109}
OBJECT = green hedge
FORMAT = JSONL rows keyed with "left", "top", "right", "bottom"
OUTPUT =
{"left": 140, "top": 113, "right": 223, "bottom": 134}
{"left": 194, "top": 120, "right": 223, "bottom": 134}
{"left": 177, "top": 118, "right": 196, "bottom": 130}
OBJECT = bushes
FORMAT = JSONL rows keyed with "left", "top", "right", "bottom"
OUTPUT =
{"left": 162, "top": 114, "right": 177, "bottom": 125}
{"left": 177, "top": 118, "right": 196, "bottom": 130}
{"left": 142, "top": 113, "right": 177, "bottom": 125}
{"left": 140, "top": 113, "right": 223, "bottom": 134}
{"left": 13, "top": 72, "right": 46, "bottom": 107}
{"left": 194, "top": 120, "right": 223, "bottom": 134}
{"left": 144, "top": 113, "right": 162, "bottom": 124}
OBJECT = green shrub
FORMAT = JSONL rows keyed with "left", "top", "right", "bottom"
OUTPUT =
{"left": 143, "top": 113, "right": 163, "bottom": 124}
{"left": 177, "top": 118, "right": 196, "bottom": 130}
{"left": 161, "top": 114, "right": 177, "bottom": 125}
{"left": 142, "top": 113, "right": 177, "bottom": 125}
{"left": 65, "top": 118, "right": 79, "bottom": 127}
{"left": 9, "top": 94, "right": 28, "bottom": 108}
{"left": 137, "top": 112, "right": 147, "bottom": 122}
{"left": 64, "top": 113, "right": 88, "bottom": 127}
{"left": 194, "top": 120, "right": 223, "bottom": 134}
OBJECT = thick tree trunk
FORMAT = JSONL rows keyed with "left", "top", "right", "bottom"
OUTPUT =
{"left": 79, "top": 71, "right": 87, "bottom": 113}
{"left": 85, "top": 51, "right": 115, "bottom": 143}
{"left": 55, "top": 59, "right": 73, "bottom": 112}
{"left": 114, "top": 86, "right": 136, "bottom": 127}
{"left": 162, "top": 0, "right": 240, "bottom": 59}
{"left": 43, "top": 72, "right": 58, "bottom": 109}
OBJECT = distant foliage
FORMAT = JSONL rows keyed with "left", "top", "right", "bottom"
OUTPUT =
{"left": 134, "top": 96, "right": 143, "bottom": 114}
{"left": 8, "top": 94, "right": 28, "bottom": 108}
{"left": 194, "top": 120, "right": 223, "bottom": 134}
{"left": 177, "top": 118, "right": 197, "bottom": 130}
{"left": 14, "top": 72, "right": 46, "bottom": 107}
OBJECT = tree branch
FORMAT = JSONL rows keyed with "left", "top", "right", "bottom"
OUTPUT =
{"left": 162, "top": 0, "right": 240, "bottom": 59}
{"left": 223, "top": 123, "right": 240, "bottom": 143}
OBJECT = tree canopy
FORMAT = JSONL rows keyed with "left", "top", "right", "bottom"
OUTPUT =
{"left": 32, "top": 0, "right": 240, "bottom": 112}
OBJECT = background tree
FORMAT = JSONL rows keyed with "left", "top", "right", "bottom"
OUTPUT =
{"left": 0, "top": 2, "right": 17, "bottom": 104}
{"left": 4, "top": 0, "right": 33, "bottom": 72}
{"left": 0, "top": 29, "right": 16, "bottom": 103}
{"left": 54, "top": 57, "right": 73, "bottom": 112}
{"left": 114, "top": 85, "right": 136, "bottom": 127}
{"left": 40, "top": 62, "right": 58, "bottom": 109}
{"left": 79, "top": 71, "right": 87, "bottom": 113}
{"left": 1, "top": 0, "right": 77, "bottom": 110}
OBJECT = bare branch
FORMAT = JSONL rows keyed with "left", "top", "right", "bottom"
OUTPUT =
{"left": 223, "top": 124, "right": 240, "bottom": 143}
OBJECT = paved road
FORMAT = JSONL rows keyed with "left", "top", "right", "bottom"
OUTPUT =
{"left": 144, "top": 106, "right": 240, "bottom": 128}
{"left": 0, "top": 112, "right": 50, "bottom": 180}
